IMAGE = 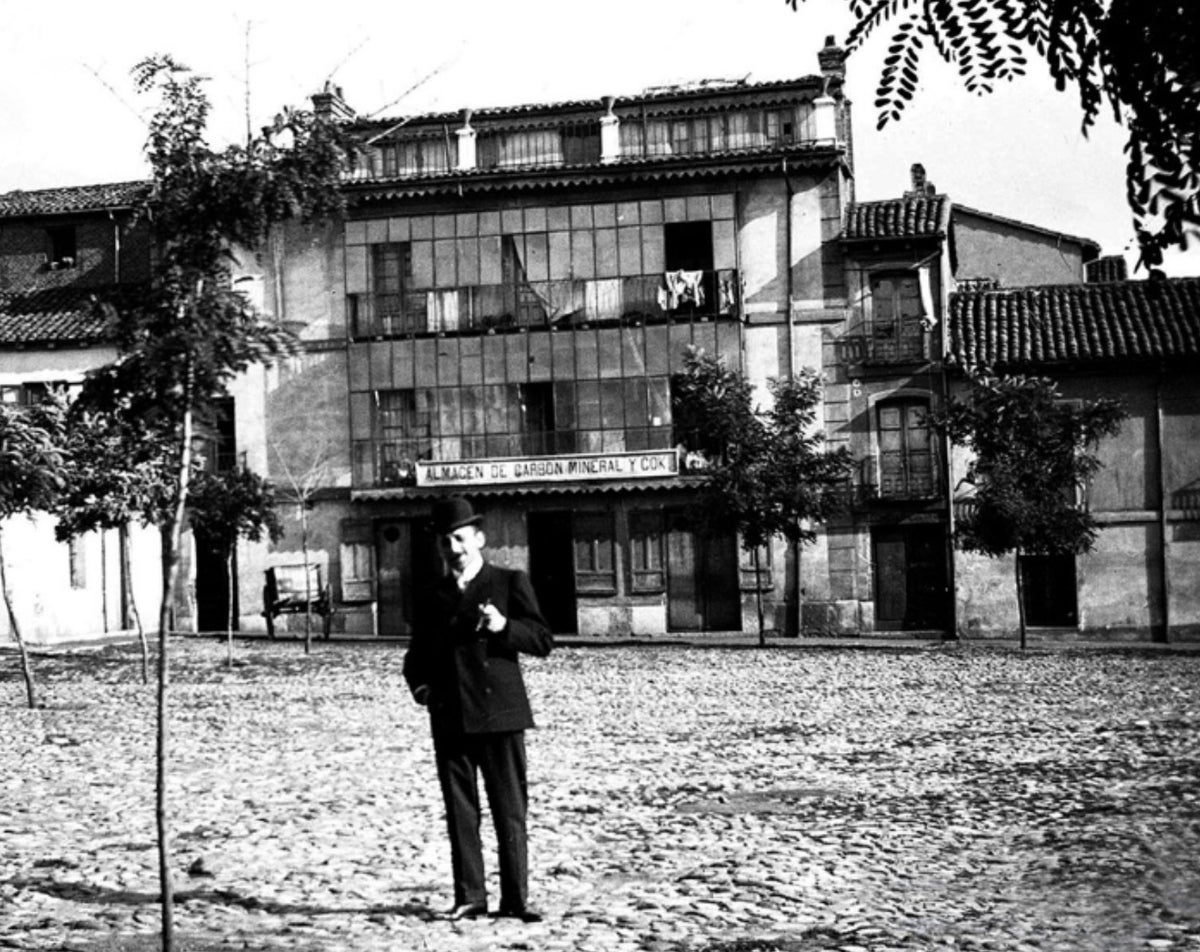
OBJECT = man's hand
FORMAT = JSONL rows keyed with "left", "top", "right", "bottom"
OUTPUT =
{"left": 476, "top": 599, "right": 507, "bottom": 634}
{"left": 412, "top": 684, "right": 431, "bottom": 706}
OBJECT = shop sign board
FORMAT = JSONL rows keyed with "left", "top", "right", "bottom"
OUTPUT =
{"left": 415, "top": 449, "right": 679, "bottom": 488}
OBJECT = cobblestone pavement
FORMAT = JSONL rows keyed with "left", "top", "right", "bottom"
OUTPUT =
{"left": 3, "top": 639, "right": 1200, "bottom": 952}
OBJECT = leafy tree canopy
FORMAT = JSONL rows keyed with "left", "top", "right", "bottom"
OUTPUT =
{"left": 673, "top": 346, "right": 852, "bottom": 549}
{"left": 188, "top": 466, "right": 284, "bottom": 552}
{"left": 81, "top": 54, "right": 355, "bottom": 429}
{"left": 933, "top": 373, "right": 1125, "bottom": 558}
{"left": 786, "top": 0, "right": 1200, "bottom": 267}
{"left": 0, "top": 397, "right": 67, "bottom": 520}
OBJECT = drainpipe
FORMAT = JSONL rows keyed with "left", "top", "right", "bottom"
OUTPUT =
{"left": 783, "top": 159, "right": 802, "bottom": 636}
{"left": 108, "top": 210, "right": 122, "bottom": 282}
{"left": 1156, "top": 366, "right": 1171, "bottom": 642}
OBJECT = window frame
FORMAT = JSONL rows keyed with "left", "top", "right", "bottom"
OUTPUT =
{"left": 573, "top": 511, "right": 617, "bottom": 595}
{"left": 628, "top": 509, "right": 666, "bottom": 593}
{"left": 874, "top": 397, "right": 936, "bottom": 499}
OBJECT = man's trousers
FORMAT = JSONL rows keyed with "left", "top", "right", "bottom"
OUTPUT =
{"left": 432, "top": 730, "right": 528, "bottom": 910}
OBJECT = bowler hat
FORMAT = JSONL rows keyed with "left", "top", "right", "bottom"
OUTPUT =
{"left": 430, "top": 496, "right": 484, "bottom": 534}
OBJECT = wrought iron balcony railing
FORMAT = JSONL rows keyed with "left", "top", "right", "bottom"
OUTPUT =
{"left": 857, "top": 453, "right": 942, "bottom": 504}
{"left": 349, "top": 269, "right": 738, "bottom": 339}
{"left": 840, "top": 325, "right": 931, "bottom": 365}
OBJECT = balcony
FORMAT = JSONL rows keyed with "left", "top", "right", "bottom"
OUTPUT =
{"left": 354, "top": 427, "right": 675, "bottom": 489}
{"left": 841, "top": 324, "right": 930, "bottom": 365}
{"left": 350, "top": 269, "right": 738, "bottom": 339}
{"left": 347, "top": 100, "right": 828, "bottom": 182}
{"left": 857, "top": 453, "right": 942, "bottom": 505}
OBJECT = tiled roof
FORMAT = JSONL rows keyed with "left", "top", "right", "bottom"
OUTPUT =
{"left": 843, "top": 195, "right": 951, "bottom": 241}
{"left": 0, "top": 285, "right": 125, "bottom": 346}
{"left": 0, "top": 181, "right": 148, "bottom": 218}
{"left": 948, "top": 278, "right": 1200, "bottom": 367}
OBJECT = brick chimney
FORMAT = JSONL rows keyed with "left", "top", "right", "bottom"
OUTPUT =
{"left": 818, "top": 35, "right": 847, "bottom": 84}
{"left": 1085, "top": 254, "right": 1129, "bottom": 283}
{"left": 905, "top": 162, "right": 937, "bottom": 197}
{"left": 312, "top": 82, "right": 356, "bottom": 123}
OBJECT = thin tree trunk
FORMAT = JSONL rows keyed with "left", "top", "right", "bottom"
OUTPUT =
{"left": 301, "top": 513, "right": 312, "bottom": 656}
{"left": 156, "top": 392, "right": 194, "bottom": 952}
{"left": 122, "top": 523, "right": 149, "bottom": 685}
{"left": 1014, "top": 548, "right": 1028, "bottom": 651}
{"left": 753, "top": 546, "right": 766, "bottom": 647}
{"left": 0, "top": 529, "right": 38, "bottom": 709}
{"left": 226, "top": 548, "right": 234, "bottom": 668}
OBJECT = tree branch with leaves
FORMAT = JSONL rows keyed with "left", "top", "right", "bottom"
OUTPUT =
{"left": 932, "top": 372, "right": 1125, "bottom": 647}
{"left": 673, "top": 347, "right": 852, "bottom": 643}
{"left": 72, "top": 54, "right": 352, "bottom": 952}
{"left": 786, "top": 0, "right": 1200, "bottom": 267}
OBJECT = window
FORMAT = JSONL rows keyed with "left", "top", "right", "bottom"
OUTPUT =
{"left": 868, "top": 272, "right": 926, "bottom": 362}
{"left": 876, "top": 399, "right": 935, "bottom": 498}
{"left": 368, "top": 243, "right": 424, "bottom": 335}
{"left": 376, "top": 137, "right": 454, "bottom": 177}
{"left": 1019, "top": 553, "right": 1078, "bottom": 627}
{"left": 739, "top": 544, "right": 774, "bottom": 589}
{"left": 194, "top": 398, "right": 236, "bottom": 474}
{"left": 1, "top": 382, "right": 54, "bottom": 406}
{"left": 573, "top": 512, "right": 616, "bottom": 593}
{"left": 47, "top": 226, "right": 76, "bottom": 269}
{"left": 376, "top": 389, "right": 431, "bottom": 485}
{"left": 68, "top": 538, "right": 86, "bottom": 589}
{"left": 339, "top": 522, "right": 376, "bottom": 602}
{"left": 629, "top": 510, "right": 666, "bottom": 592}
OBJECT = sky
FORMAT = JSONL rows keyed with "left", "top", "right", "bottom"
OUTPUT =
{"left": 2, "top": 0, "right": 1196, "bottom": 276}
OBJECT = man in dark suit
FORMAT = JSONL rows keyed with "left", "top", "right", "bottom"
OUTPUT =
{"left": 403, "top": 496, "right": 554, "bottom": 923}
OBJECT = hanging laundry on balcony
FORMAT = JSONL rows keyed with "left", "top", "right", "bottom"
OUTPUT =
{"left": 586, "top": 278, "right": 623, "bottom": 321}
{"left": 658, "top": 270, "right": 706, "bottom": 311}
{"left": 917, "top": 264, "right": 937, "bottom": 329}
{"left": 426, "top": 289, "right": 462, "bottom": 332}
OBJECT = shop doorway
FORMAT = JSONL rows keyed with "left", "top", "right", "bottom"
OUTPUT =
{"left": 666, "top": 513, "right": 741, "bottom": 632}
{"left": 375, "top": 519, "right": 439, "bottom": 637}
{"left": 1019, "top": 553, "right": 1078, "bottom": 627}
{"left": 872, "top": 525, "right": 948, "bottom": 630}
{"left": 528, "top": 511, "right": 577, "bottom": 634}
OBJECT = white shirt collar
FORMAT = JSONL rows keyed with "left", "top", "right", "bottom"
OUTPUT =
{"left": 454, "top": 556, "right": 484, "bottom": 590}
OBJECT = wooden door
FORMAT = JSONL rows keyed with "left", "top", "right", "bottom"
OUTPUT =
{"left": 872, "top": 525, "right": 948, "bottom": 631}
{"left": 375, "top": 521, "right": 412, "bottom": 637}
{"left": 666, "top": 514, "right": 741, "bottom": 632}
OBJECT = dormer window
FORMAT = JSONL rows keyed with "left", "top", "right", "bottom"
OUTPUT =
{"left": 47, "top": 225, "right": 76, "bottom": 269}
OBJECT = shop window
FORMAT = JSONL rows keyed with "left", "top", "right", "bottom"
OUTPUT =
{"left": 739, "top": 544, "right": 773, "bottom": 590}
{"left": 876, "top": 399, "right": 935, "bottom": 499}
{"left": 629, "top": 510, "right": 666, "bottom": 592}
{"left": 47, "top": 225, "right": 76, "bottom": 269}
{"left": 573, "top": 512, "right": 616, "bottom": 593}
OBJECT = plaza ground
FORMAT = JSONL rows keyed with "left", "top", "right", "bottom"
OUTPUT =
{"left": 2, "top": 638, "right": 1199, "bottom": 952}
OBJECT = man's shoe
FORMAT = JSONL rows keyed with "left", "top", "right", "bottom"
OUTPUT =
{"left": 494, "top": 906, "right": 543, "bottom": 923}
{"left": 446, "top": 900, "right": 488, "bottom": 920}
